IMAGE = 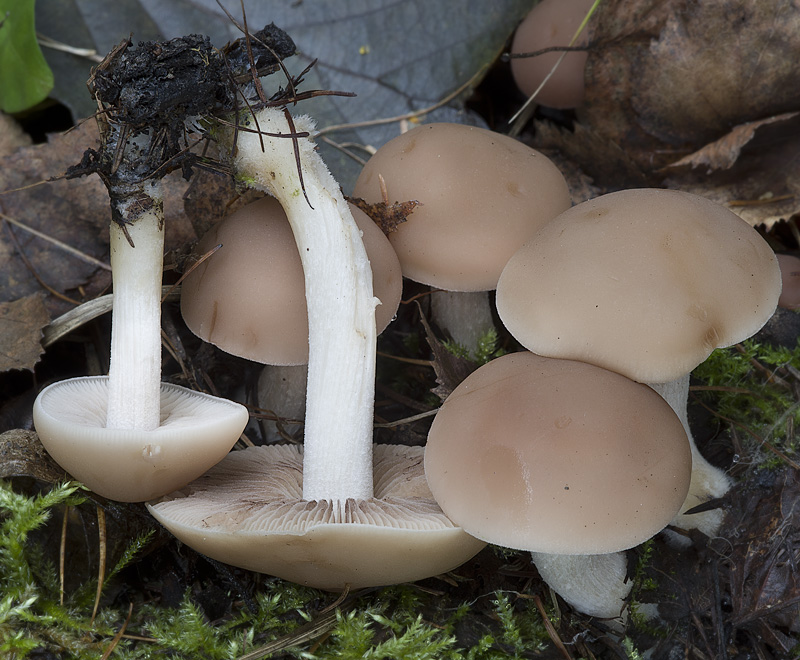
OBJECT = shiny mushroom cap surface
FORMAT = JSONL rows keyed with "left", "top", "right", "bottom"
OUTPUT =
{"left": 496, "top": 189, "right": 782, "bottom": 383}
{"left": 424, "top": 352, "right": 692, "bottom": 554}
{"left": 180, "top": 196, "right": 402, "bottom": 365}
{"left": 147, "top": 444, "right": 485, "bottom": 590}
{"left": 33, "top": 376, "right": 248, "bottom": 502}
{"left": 353, "top": 122, "right": 571, "bottom": 292}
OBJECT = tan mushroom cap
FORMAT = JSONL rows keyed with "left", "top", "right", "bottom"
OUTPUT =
{"left": 180, "top": 197, "right": 402, "bottom": 365}
{"left": 353, "top": 122, "right": 571, "bottom": 292}
{"left": 424, "top": 352, "right": 692, "bottom": 554}
{"left": 496, "top": 189, "right": 782, "bottom": 383}
{"left": 33, "top": 376, "right": 248, "bottom": 502}
{"left": 510, "top": 0, "right": 593, "bottom": 109}
{"left": 147, "top": 444, "right": 486, "bottom": 590}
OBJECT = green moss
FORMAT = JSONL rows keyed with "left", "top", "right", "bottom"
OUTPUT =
{"left": 693, "top": 338, "right": 800, "bottom": 468}
{"left": 443, "top": 327, "right": 506, "bottom": 365}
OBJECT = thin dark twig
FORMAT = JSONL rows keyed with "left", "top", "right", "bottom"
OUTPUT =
{"left": 503, "top": 45, "right": 590, "bottom": 60}
{"left": 282, "top": 107, "right": 313, "bottom": 208}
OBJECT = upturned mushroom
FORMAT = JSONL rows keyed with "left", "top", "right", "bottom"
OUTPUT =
{"left": 425, "top": 351, "right": 692, "bottom": 618}
{"left": 32, "top": 36, "right": 249, "bottom": 502}
{"left": 353, "top": 122, "right": 570, "bottom": 357}
{"left": 149, "top": 107, "right": 485, "bottom": 589}
{"left": 496, "top": 188, "right": 782, "bottom": 536}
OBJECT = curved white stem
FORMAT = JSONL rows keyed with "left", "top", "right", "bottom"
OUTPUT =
{"left": 106, "top": 181, "right": 164, "bottom": 430}
{"left": 648, "top": 375, "right": 731, "bottom": 537}
{"left": 531, "top": 551, "right": 630, "bottom": 620}
{"left": 233, "top": 108, "right": 378, "bottom": 503}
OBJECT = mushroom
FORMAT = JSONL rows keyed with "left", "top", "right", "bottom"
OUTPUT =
{"left": 179, "top": 195, "right": 402, "bottom": 441}
{"left": 496, "top": 188, "right": 782, "bottom": 536}
{"left": 510, "top": 0, "right": 594, "bottom": 109}
{"left": 352, "top": 122, "right": 570, "bottom": 357}
{"left": 424, "top": 351, "right": 692, "bottom": 618}
{"left": 148, "top": 107, "right": 485, "bottom": 588}
{"left": 776, "top": 253, "right": 800, "bottom": 310}
{"left": 32, "top": 37, "right": 249, "bottom": 502}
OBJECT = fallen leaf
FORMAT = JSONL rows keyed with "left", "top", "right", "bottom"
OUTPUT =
{"left": 664, "top": 112, "right": 800, "bottom": 172}
{"left": 0, "top": 293, "right": 49, "bottom": 372}
{"left": 419, "top": 309, "right": 476, "bottom": 401}
{"left": 0, "top": 119, "right": 195, "bottom": 318}
{"left": 0, "top": 428, "right": 67, "bottom": 482}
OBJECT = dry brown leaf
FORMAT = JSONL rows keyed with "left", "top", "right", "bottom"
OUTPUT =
{"left": 0, "top": 120, "right": 195, "bottom": 318}
{"left": 0, "top": 428, "right": 67, "bottom": 482}
{"left": 573, "top": 0, "right": 800, "bottom": 181}
{"left": 0, "top": 292, "right": 49, "bottom": 372}
{"left": 665, "top": 112, "right": 800, "bottom": 172}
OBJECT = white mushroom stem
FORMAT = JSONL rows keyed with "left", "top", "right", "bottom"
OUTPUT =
{"left": 233, "top": 107, "right": 378, "bottom": 503}
{"left": 430, "top": 290, "right": 496, "bottom": 359}
{"left": 106, "top": 180, "right": 165, "bottom": 431}
{"left": 648, "top": 375, "right": 731, "bottom": 537}
{"left": 530, "top": 551, "right": 630, "bottom": 621}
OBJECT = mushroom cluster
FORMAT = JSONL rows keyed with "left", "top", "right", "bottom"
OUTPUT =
{"left": 423, "top": 187, "right": 781, "bottom": 618}
{"left": 148, "top": 107, "right": 485, "bottom": 590}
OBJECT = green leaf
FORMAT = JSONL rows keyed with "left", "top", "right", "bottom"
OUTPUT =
{"left": 0, "top": 0, "right": 54, "bottom": 112}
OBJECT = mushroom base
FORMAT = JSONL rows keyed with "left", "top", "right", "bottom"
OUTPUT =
{"left": 147, "top": 444, "right": 486, "bottom": 590}
{"left": 33, "top": 376, "right": 248, "bottom": 502}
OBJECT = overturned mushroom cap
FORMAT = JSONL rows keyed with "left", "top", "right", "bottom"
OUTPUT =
{"left": 510, "top": 0, "right": 594, "bottom": 109}
{"left": 496, "top": 189, "right": 782, "bottom": 383}
{"left": 425, "top": 352, "right": 691, "bottom": 554}
{"left": 33, "top": 376, "right": 248, "bottom": 502}
{"left": 353, "top": 122, "right": 571, "bottom": 292}
{"left": 180, "top": 197, "right": 402, "bottom": 365}
{"left": 147, "top": 444, "right": 485, "bottom": 589}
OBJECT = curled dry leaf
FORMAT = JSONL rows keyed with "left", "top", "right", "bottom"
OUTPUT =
{"left": 0, "top": 292, "right": 49, "bottom": 372}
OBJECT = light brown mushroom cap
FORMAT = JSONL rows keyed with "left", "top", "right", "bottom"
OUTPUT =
{"left": 424, "top": 352, "right": 692, "bottom": 554}
{"left": 776, "top": 254, "right": 800, "bottom": 310}
{"left": 496, "top": 189, "right": 782, "bottom": 383}
{"left": 147, "top": 444, "right": 485, "bottom": 589}
{"left": 33, "top": 376, "right": 248, "bottom": 502}
{"left": 352, "top": 122, "right": 571, "bottom": 292}
{"left": 180, "top": 197, "right": 402, "bottom": 365}
{"left": 510, "top": 0, "right": 593, "bottom": 109}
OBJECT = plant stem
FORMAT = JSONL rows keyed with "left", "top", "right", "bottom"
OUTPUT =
{"left": 106, "top": 181, "right": 165, "bottom": 431}
{"left": 233, "top": 108, "right": 378, "bottom": 503}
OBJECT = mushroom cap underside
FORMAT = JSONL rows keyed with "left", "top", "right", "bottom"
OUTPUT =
{"left": 33, "top": 376, "right": 248, "bottom": 502}
{"left": 147, "top": 444, "right": 486, "bottom": 590}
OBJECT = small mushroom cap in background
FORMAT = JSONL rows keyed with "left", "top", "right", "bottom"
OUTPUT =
{"left": 33, "top": 376, "right": 248, "bottom": 502}
{"left": 180, "top": 197, "right": 402, "bottom": 365}
{"left": 148, "top": 444, "right": 486, "bottom": 589}
{"left": 776, "top": 254, "right": 800, "bottom": 310}
{"left": 424, "top": 352, "right": 692, "bottom": 555}
{"left": 496, "top": 189, "right": 782, "bottom": 383}
{"left": 353, "top": 122, "right": 571, "bottom": 292}
{"left": 510, "top": 0, "right": 594, "bottom": 109}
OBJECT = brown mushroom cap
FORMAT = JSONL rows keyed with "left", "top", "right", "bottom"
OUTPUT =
{"left": 147, "top": 444, "right": 486, "bottom": 589}
{"left": 496, "top": 189, "right": 782, "bottom": 383}
{"left": 33, "top": 376, "right": 248, "bottom": 502}
{"left": 777, "top": 254, "right": 800, "bottom": 310}
{"left": 180, "top": 197, "right": 402, "bottom": 365}
{"left": 352, "top": 122, "right": 571, "bottom": 292}
{"left": 510, "top": 0, "right": 593, "bottom": 109}
{"left": 424, "top": 352, "right": 692, "bottom": 554}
